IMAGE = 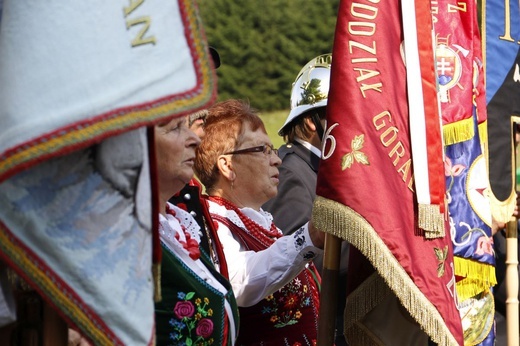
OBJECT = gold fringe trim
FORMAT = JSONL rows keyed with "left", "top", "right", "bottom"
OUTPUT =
{"left": 454, "top": 257, "right": 497, "bottom": 302}
{"left": 419, "top": 203, "right": 446, "bottom": 239}
{"left": 344, "top": 273, "right": 391, "bottom": 346}
{"left": 153, "top": 263, "right": 162, "bottom": 302}
{"left": 312, "top": 196, "right": 460, "bottom": 346}
{"left": 478, "top": 121, "right": 487, "bottom": 149}
{"left": 443, "top": 118, "right": 474, "bottom": 146}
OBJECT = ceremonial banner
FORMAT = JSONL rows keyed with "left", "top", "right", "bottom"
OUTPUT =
{"left": 0, "top": 0, "right": 216, "bottom": 344}
{"left": 0, "top": 0, "right": 216, "bottom": 183}
{"left": 434, "top": 1, "right": 496, "bottom": 344}
{"left": 313, "top": 0, "right": 463, "bottom": 344}
{"left": 483, "top": 0, "right": 520, "bottom": 222}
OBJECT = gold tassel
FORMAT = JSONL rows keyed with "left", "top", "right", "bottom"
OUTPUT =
{"left": 418, "top": 203, "right": 445, "bottom": 239}
{"left": 153, "top": 263, "right": 162, "bottom": 302}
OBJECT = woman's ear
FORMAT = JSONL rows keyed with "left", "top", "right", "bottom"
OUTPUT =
{"left": 303, "top": 116, "right": 317, "bottom": 132}
{"left": 217, "top": 155, "right": 236, "bottom": 181}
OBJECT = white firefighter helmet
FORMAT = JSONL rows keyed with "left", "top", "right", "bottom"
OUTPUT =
{"left": 278, "top": 53, "right": 332, "bottom": 136}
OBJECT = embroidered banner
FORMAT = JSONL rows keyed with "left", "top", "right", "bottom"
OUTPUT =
{"left": 312, "top": 0, "right": 463, "bottom": 344}
{"left": 0, "top": 0, "right": 216, "bottom": 344}
{"left": 434, "top": 1, "right": 496, "bottom": 343}
{"left": 0, "top": 0, "right": 216, "bottom": 183}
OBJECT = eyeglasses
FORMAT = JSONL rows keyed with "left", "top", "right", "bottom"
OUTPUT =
{"left": 224, "top": 144, "right": 278, "bottom": 157}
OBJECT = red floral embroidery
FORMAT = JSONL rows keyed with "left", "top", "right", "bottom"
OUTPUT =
{"left": 196, "top": 318, "right": 214, "bottom": 338}
{"left": 174, "top": 301, "right": 195, "bottom": 319}
{"left": 475, "top": 236, "right": 494, "bottom": 255}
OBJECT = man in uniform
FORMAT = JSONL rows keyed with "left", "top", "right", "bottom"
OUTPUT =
{"left": 263, "top": 54, "right": 350, "bottom": 346}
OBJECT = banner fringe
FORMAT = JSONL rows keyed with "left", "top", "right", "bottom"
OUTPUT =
{"left": 153, "top": 263, "right": 162, "bottom": 302}
{"left": 313, "top": 196, "right": 460, "bottom": 346}
{"left": 454, "top": 257, "right": 496, "bottom": 301}
{"left": 443, "top": 118, "right": 474, "bottom": 145}
{"left": 418, "top": 203, "right": 446, "bottom": 239}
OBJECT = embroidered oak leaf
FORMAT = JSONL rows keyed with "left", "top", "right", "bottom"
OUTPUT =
{"left": 341, "top": 134, "right": 369, "bottom": 170}
{"left": 434, "top": 245, "right": 448, "bottom": 277}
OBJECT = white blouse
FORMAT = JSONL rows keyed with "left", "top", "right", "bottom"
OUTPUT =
{"left": 207, "top": 200, "right": 322, "bottom": 307}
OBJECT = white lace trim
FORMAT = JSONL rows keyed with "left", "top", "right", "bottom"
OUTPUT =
{"left": 159, "top": 203, "right": 201, "bottom": 255}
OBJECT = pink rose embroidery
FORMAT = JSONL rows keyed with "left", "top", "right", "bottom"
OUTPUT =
{"left": 445, "top": 156, "right": 465, "bottom": 177}
{"left": 174, "top": 301, "right": 195, "bottom": 319}
{"left": 475, "top": 236, "right": 494, "bottom": 256}
{"left": 196, "top": 318, "right": 214, "bottom": 338}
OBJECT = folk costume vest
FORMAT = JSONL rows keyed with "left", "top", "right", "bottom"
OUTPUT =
{"left": 155, "top": 206, "right": 239, "bottom": 346}
{"left": 209, "top": 196, "right": 321, "bottom": 346}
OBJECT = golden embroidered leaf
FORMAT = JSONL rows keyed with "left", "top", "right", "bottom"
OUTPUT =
{"left": 353, "top": 151, "right": 369, "bottom": 165}
{"left": 434, "top": 246, "right": 448, "bottom": 261}
{"left": 351, "top": 134, "right": 365, "bottom": 151}
{"left": 341, "top": 153, "right": 354, "bottom": 170}
{"left": 434, "top": 246, "right": 448, "bottom": 277}
{"left": 437, "top": 262, "right": 446, "bottom": 277}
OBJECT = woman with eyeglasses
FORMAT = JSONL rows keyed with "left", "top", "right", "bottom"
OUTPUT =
{"left": 194, "top": 99, "right": 325, "bottom": 345}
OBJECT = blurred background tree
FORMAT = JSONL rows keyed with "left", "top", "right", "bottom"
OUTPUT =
{"left": 198, "top": 0, "right": 340, "bottom": 112}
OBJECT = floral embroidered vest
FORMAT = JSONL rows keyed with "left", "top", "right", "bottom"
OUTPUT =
{"left": 155, "top": 244, "right": 239, "bottom": 346}
{"left": 212, "top": 215, "right": 321, "bottom": 346}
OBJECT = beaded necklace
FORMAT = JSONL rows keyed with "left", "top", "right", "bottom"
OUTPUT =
{"left": 165, "top": 205, "right": 201, "bottom": 260}
{"left": 209, "top": 196, "right": 282, "bottom": 245}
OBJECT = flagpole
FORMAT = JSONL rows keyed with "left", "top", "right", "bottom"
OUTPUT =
{"left": 506, "top": 217, "right": 519, "bottom": 346}
{"left": 317, "top": 232, "right": 342, "bottom": 346}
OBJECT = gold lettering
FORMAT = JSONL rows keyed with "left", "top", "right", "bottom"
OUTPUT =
{"left": 123, "top": 0, "right": 144, "bottom": 17}
{"left": 372, "top": 111, "right": 414, "bottom": 191}
{"left": 389, "top": 141, "right": 404, "bottom": 166}
{"left": 354, "top": 68, "right": 380, "bottom": 82}
{"left": 360, "top": 83, "right": 382, "bottom": 97}
{"left": 431, "top": 0, "right": 438, "bottom": 23}
{"left": 380, "top": 127, "right": 398, "bottom": 147}
{"left": 126, "top": 16, "right": 157, "bottom": 47}
{"left": 397, "top": 158, "right": 412, "bottom": 182}
{"left": 499, "top": 0, "right": 516, "bottom": 42}
{"left": 408, "top": 173, "right": 415, "bottom": 191}
{"left": 349, "top": 40, "right": 376, "bottom": 55}
{"left": 348, "top": 22, "right": 376, "bottom": 36}
{"left": 351, "top": 3, "right": 378, "bottom": 20}
{"left": 447, "top": 2, "right": 467, "bottom": 13}
{"left": 373, "top": 111, "right": 391, "bottom": 130}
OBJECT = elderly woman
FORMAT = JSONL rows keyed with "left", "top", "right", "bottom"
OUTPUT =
{"left": 194, "top": 99, "right": 324, "bottom": 345}
{"left": 153, "top": 115, "right": 239, "bottom": 346}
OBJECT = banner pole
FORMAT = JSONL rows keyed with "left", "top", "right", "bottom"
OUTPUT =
{"left": 506, "top": 217, "right": 519, "bottom": 346}
{"left": 317, "top": 232, "right": 342, "bottom": 346}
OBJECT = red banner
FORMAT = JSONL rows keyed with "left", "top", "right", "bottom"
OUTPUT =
{"left": 313, "top": 0, "right": 463, "bottom": 344}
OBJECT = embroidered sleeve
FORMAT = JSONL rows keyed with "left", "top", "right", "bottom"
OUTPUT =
{"left": 292, "top": 223, "right": 322, "bottom": 261}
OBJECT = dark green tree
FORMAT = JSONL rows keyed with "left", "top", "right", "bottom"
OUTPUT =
{"left": 198, "top": 0, "right": 340, "bottom": 111}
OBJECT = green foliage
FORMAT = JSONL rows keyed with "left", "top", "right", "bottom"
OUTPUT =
{"left": 258, "top": 109, "right": 288, "bottom": 149}
{"left": 198, "top": 0, "right": 340, "bottom": 112}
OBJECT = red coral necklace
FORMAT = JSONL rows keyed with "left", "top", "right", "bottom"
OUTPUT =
{"left": 209, "top": 196, "right": 281, "bottom": 245}
{"left": 165, "top": 205, "right": 201, "bottom": 260}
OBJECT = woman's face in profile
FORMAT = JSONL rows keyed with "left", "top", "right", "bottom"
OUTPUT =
{"left": 154, "top": 116, "right": 201, "bottom": 194}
